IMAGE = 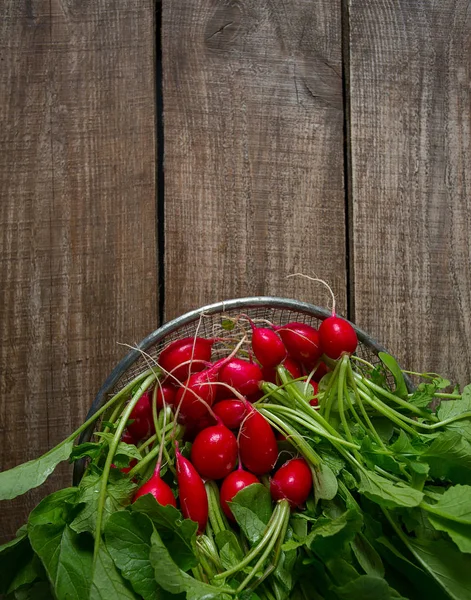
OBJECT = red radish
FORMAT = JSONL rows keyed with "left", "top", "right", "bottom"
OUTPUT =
{"left": 261, "top": 365, "right": 277, "bottom": 384}
{"left": 309, "top": 361, "right": 330, "bottom": 382}
{"left": 262, "top": 357, "right": 302, "bottom": 385}
{"left": 133, "top": 468, "right": 177, "bottom": 507}
{"left": 127, "top": 393, "right": 154, "bottom": 441}
{"left": 280, "top": 357, "right": 303, "bottom": 380}
{"left": 219, "top": 358, "right": 263, "bottom": 397}
{"left": 213, "top": 399, "right": 247, "bottom": 430}
{"left": 154, "top": 382, "right": 176, "bottom": 410}
{"left": 319, "top": 316, "right": 358, "bottom": 359}
{"left": 270, "top": 457, "right": 312, "bottom": 507}
{"left": 309, "top": 381, "right": 319, "bottom": 406}
{"left": 175, "top": 366, "right": 219, "bottom": 424}
{"left": 121, "top": 430, "right": 136, "bottom": 445}
{"left": 239, "top": 408, "right": 278, "bottom": 475}
{"left": 220, "top": 469, "right": 260, "bottom": 520}
{"left": 250, "top": 325, "right": 286, "bottom": 368}
{"left": 121, "top": 458, "right": 138, "bottom": 474}
{"left": 175, "top": 445, "right": 208, "bottom": 533}
{"left": 191, "top": 424, "right": 238, "bottom": 480}
{"left": 159, "top": 337, "right": 215, "bottom": 381}
{"left": 277, "top": 322, "right": 323, "bottom": 365}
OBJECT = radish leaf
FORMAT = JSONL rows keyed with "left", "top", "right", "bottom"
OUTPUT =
{"left": 0, "top": 441, "right": 73, "bottom": 501}
{"left": 358, "top": 471, "right": 423, "bottom": 509}
{"left": 105, "top": 511, "right": 160, "bottom": 600}
{"left": 90, "top": 543, "right": 138, "bottom": 600}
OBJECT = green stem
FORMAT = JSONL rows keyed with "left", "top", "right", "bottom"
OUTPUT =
{"left": 257, "top": 403, "right": 360, "bottom": 450}
{"left": 93, "top": 373, "right": 156, "bottom": 561}
{"left": 355, "top": 386, "right": 420, "bottom": 436}
{"left": 64, "top": 368, "right": 156, "bottom": 448}
{"left": 258, "top": 410, "right": 322, "bottom": 467}
{"left": 337, "top": 357, "right": 357, "bottom": 450}
{"left": 431, "top": 393, "right": 462, "bottom": 399}
{"left": 357, "top": 374, "right": 439, "bottom": 421}
{"left": 236, "top": 500, "right": 290, "bottom": 593}
{"left": 346, "top": 362, "right": 387, "bottom": 449}
{"left": 127, "top": 422, "right": 179, "bottom": 477}
{"left": 205, "top": 480, "right": 230, "bottom": 536}
{"left": 213, "top": 502, "right": 286, "bottom": 581}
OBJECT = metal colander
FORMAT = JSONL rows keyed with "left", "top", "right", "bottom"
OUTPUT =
{"left": 73, "top": 297, "right": 409, "bottom": 484}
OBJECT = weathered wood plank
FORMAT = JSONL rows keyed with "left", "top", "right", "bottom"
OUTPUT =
{"left": 348, "top": 0, "right": 471, "bottom": 384}
{"left": 0, "top": 0, "right": 157, "bottom": 542}
{"left": 162, "top": 0, "right": 346, "bottom": 320}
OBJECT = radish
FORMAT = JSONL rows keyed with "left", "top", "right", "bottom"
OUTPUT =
{"left": 133, "top": 465, "right": 177, "bottom": 507}
{"left": 262, "top": 357, "right": 302, "bottom": 385}
{"left": 220, "top": 468, "right": 259, "bottom": 520}
{"left": 277, "top": 322, "right": 323, "bottom": 365}
{"left": 319, "top": 316, "right": 357, "bottom": 359}
{"left": 190, "top": 424, "right": 238, "bottom": 480}
{"left": 127, "top": 392, "right": 154, "bottom": 441}
{"left": 159, "top": 337, "right": 215, "bottom": 382}
{"left": 309, "top": 381, "right": 319, "bottom": 407}
{"left": 121, "top": 430, "right": 136, "bottom": 445}
{"left": 219, "top": 358, "right": 263, "bottom": 397}
{"left": 174, "top": 366, "right": 219, "bottom": 424}
{"left": 155, "top": 382, "right": 176, "bottom": 410}
{"left": 213, "top": 399, "right": 247, "bottom": 430}
{"left": 250, "top": 324, "right": 286, "bottom": 368}
{"left": 175, "top": 445, "right": 208, "bottom": 533}
{"left": 309, "top": 361, "right": 330, "bottom": 382}
{"left": 239, "top": 407, "right": 278, "bottom": 475}
{"left": 270, "top": 457, "right": 312, "bottom": 507}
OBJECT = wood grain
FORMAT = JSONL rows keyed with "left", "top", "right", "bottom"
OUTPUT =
{"left": 162, "top": 0, "right": 347, "bottom": 320}
{"left": 348, "top": 0, "right": 471, "bottom": 384}
{"left": 0, "top": 0, "right": 157, "bottom": 542}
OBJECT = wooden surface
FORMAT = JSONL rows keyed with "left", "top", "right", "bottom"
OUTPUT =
{"left": 348, "top": 0, "right": 471, "bottom": 384}
{"left": 0, "top": 1, "right": 157, "bottom": 541}
{"left": 1, "top": 0, "right": 471, "bottom": 543}
{"left": 162, "top": 0, "right": 347, "bottom": 319}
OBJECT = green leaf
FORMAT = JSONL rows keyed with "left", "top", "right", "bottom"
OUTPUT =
{"left": 312, "top": 463, "right": 338, "bottom": 501}
{"left": 28, "top": 524, "right": 93, "bottom": 600}
{"left": 427, "top": 514, "right": 471, "bottom": 553}
{"left": 350, "top": 533, "right": 385, "bottom": 578}
{"left": 104, "top": 511, "right": 160, "bottom": 600}
{"left": 90, "top": 543, "right": 138, "bottom": 600}
{"left": 215, "top": 530, "right": 244, "bottom": 570}
{"left": 11, "top": 581, "right": 54, "bottom": 599}
{"left": 426, "top": 484, "right": 471, "bottom": 524}
{"left": 438, "top": 390, "right": 471, "bottom": 442}
{"left": 424, "top": 485, "right": 471, "bottom": 552}
{"left": 421, "top": 431, "right": 471, "bottom": 485}
{"left": 149, "top": 530, "right": 231, "bottom": 600}
{"left": 229, "top": 483, "right": 273, "bottom": 545}
{"left": 28, "top": 488, "right": 78, "bottom": 527}
{"left": 69, "top": 442, "right": 103, "bottom": 463}
{"left": 95, "top": 433, "right": 142, "bottom": 468}
{"left": 0, "top": 441, "right": 73, "bottom": 501}
{"left": 307, "top": 508, "right": 363, "bottom": 560}
{"left": 70, "top": 472, "right": 137, "bottom": 535}
{"left": 358, "top": 471, "right": 423, "bottom": 509}
{"left": 7, "top": 554, "right": 46, "bottom": 595}
{"left": 131, "top": 494, "right": 198, "bottom": 571}
{"left": 378, "top": 353, "right": 408, "bottom": 399}
{"left": 0, "top": 531, "right": 33, "bottom": 594}
{"left": 376, "top": 536, "right": 448, "bottom": 600}
{"left": 406, "top": 537, "right": 471, "bottom": 600}
{"left": 334, "top": 575, "right": 407, "bottom": 599}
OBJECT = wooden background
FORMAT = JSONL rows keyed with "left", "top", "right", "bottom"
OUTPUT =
{"left": 0, "top": 0, "right": 470, "bottom": 542}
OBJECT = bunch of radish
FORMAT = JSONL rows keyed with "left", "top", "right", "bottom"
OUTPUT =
{"left": 121, "top": 309, "right": 358, "bottom": 533}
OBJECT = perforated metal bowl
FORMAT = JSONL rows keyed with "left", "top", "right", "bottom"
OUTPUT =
{"left": 73, "top": 297, "right": 411, "bottom": 484}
